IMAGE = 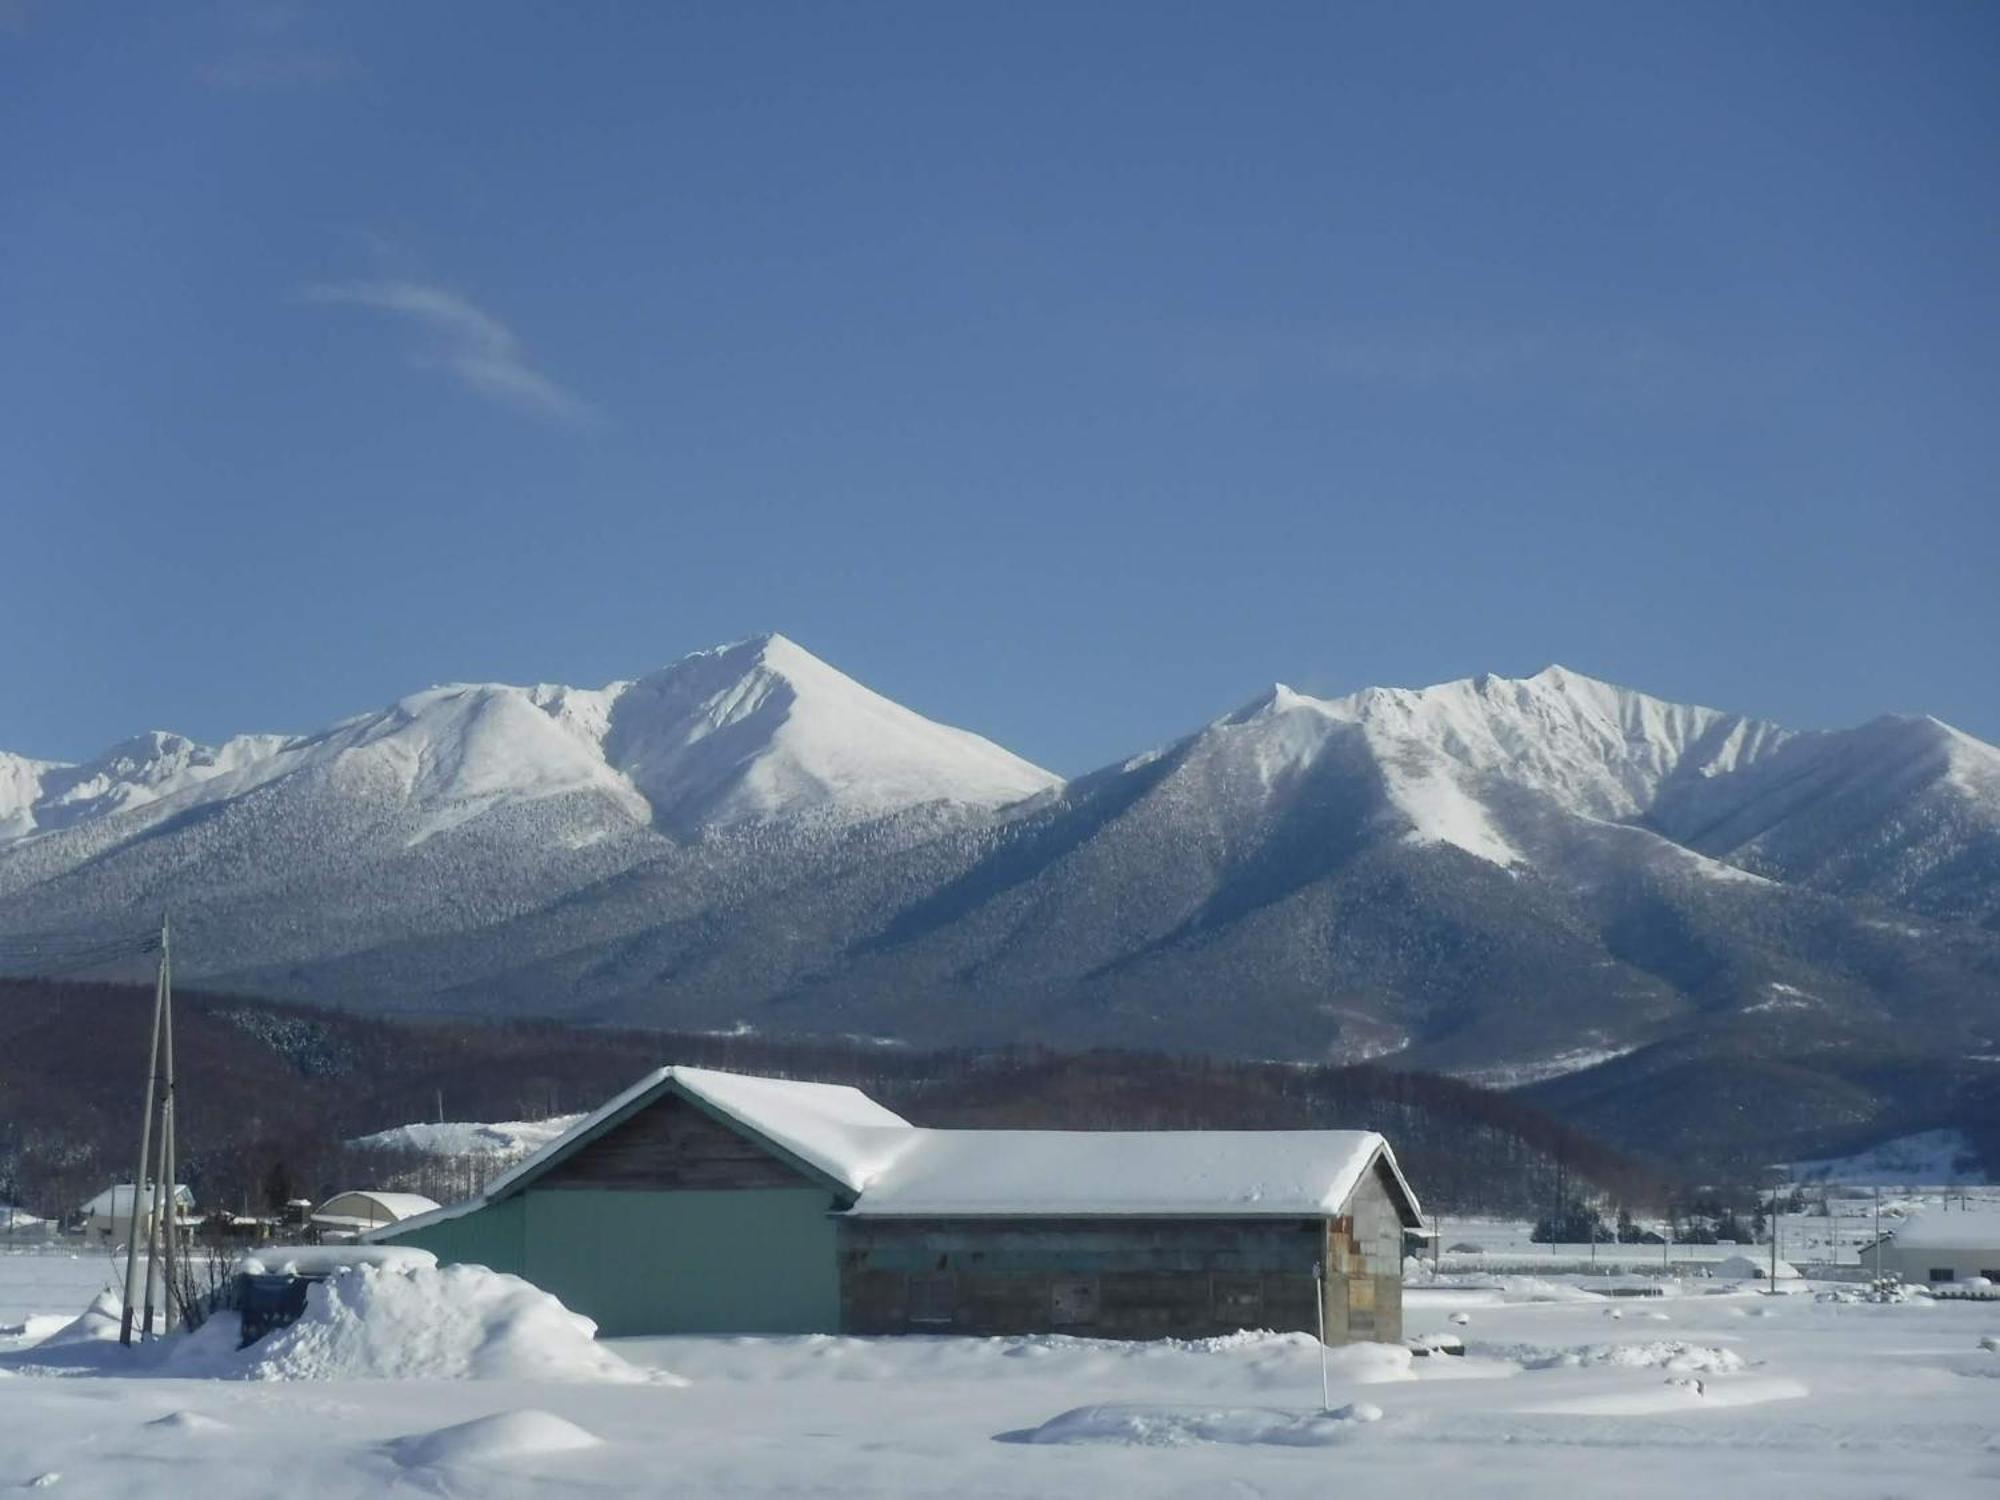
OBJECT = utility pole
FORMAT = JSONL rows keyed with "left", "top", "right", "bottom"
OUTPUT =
{"left": 142, "top": 917, "right": 176, "bottom": 1335}
{"left": 119, "top": 916, "right": 168, "bottom": 1347}
{"left": 158, "top": 932, "right": 178, "bottom": 1331}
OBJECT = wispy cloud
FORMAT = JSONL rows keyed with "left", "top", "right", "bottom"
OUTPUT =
{"left": 306, "top": 280, "right": 602, "bottom": 427}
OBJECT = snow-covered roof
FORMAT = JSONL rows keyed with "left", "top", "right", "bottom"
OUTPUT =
{"left": 377, "top": 1067, "right": 915, "bottom": 1240}
{"left": 673, "top": 1066, "right": 916, "bottom": 1190}
{"left": 83, "top": 1184, "right": 193, "bottom": 1218}
{"left": 313, "top": 1191, "right": 441, "bottom": 1223}
{"left": 489, "top": 1065, "right": 910, "bottom": 1198}
{"left": 1884, "top": 1209, "right": 2000, "bottom": 1251}
{"left": 1714, "top": 1253, "right": 1802, "bottom": 1281}
{"left": 373, "top": 1067, "right": 1421, "bottom": 1242}
{"left": 843, "top": 1128, "right": 1416, "bottom": 1220}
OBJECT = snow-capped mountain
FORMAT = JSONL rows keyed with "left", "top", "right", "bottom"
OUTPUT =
{"left": 1189, "top": 665, "right": 1798, "bottom": 871}
{"left": 0, "top": 634, "right": 1055, "bottom": 857}
{"left": 0, "top": 634, "right": 1056, "bottom": 981}
{"left": 589, "top": 634, "right": 1058, "bottom": 834}
{"left": 2, "top": 644, "right": 1997, "bottom": 1168}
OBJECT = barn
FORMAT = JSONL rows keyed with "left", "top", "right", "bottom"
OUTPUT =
{"left": 1871, "top": 1208, "right": 2000, "bottom": 1286}
{"left": 370, "top": 1066, "right": 1423, "bottom": 1342}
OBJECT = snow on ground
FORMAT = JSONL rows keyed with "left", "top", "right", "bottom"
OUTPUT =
{"left": 347, "top": 1114, "right": 587, "bottom": 1157}
{"left": 1790, "top": 1129, "right": 1988, "bottom": 1186}
{"left": 1425, "top": 1194, "right": 2000, "bottom": 1273}
{"left": 0, "top": 1248, "right": 118, "bottom": 1329}
{"left": 2, "top": 1252, "right": 1999, "bottom": 1497}
{"left": 3, "top": 1259, "right": 661, "bottom": 1386}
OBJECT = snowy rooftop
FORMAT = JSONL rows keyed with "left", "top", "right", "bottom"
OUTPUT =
{"left": 1885, "top": 1208, "right": 2000, "bottom": 1250}
{"left": 312, "top": 1191, "right": 441, "bottom": 1223}
{"left": 845, "top": 1128, "right": 1408, "bottom": 1219}
{"left": 379, "top": 1067, "right": 1418, "bottom": 1239}
{"left": 82, "top": 1184, "right": 193, "bottom": 1218}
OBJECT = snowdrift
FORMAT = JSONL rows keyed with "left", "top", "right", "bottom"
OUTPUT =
{"left": 389, "top": 1409, "right": 602, "bottom": 1469}
{"left": 221, "top": 1262, "right": 654, "bottom": 1382}
{"left": 8, "top": 1263, "right": 661, "bottom": 1384}
{"left": 1017, "top": 1401, "right": 1385, "bottom": 1447}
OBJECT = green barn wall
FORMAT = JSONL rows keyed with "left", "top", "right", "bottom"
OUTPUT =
{"left": 392, "top": 1194, "right": 526, "bottom": 1276}
{"left": 521, "top": 1187, "right": 841, "bottom": 1336}
{"left": 390, "top": 1186, "right": 840, "bottom": 1337}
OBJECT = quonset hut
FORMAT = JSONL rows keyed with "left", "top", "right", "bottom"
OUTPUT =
{"left": 369, "top": 1067, "right": 1423, "bottom": 1342}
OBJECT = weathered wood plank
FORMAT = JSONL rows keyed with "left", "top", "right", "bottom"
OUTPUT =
{"left": 537, "top": 1092, "right": 811, "bottom": 1191}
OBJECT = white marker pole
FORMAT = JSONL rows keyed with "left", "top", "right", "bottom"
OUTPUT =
{"left": 1313, "top": 1260, "right": 1330, "bottom": 1412}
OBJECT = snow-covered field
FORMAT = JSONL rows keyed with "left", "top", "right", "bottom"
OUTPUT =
{"left": 3, "top": 1247, "right": 1999, "bottom": 1497}
{"left": 1430, "top": 1194, "right": 2000, "bottom": 1273}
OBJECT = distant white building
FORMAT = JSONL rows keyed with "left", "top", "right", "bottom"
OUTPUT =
{"left": 1871, "top": 1209, "right": 2000, "bottom": 1285}
{"left": 310, "top": 1190, "right": 441, "bottom": 1243}
{"left": 81, "top": 1183, "right": 194, "bottom": 1242}
{"left": 1714, "top": 1252, "right": 1802, "bottom": 1283}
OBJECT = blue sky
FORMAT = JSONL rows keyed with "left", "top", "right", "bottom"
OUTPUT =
{"left": 3, "top": 2, "right": 1995, "bottom": 773}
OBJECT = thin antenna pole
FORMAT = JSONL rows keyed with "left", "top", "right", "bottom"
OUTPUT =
{"left": 119, "top": 921, "right": 168, "bottom": 1347}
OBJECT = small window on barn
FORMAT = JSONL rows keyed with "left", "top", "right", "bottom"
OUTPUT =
{"left": 1929, "top": 1268, "right": 1954, "bottom": 1283}
{"left": 908, "top": 1274, "right": 956, "bottom": 1325}
{"left": 1983, "top": 1269, "right": 2000, "bottom": 1282}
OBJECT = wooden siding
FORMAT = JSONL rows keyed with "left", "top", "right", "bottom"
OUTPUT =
{"left": 535, "top": 1091, "right": 814, "bottom": 1192}
{"left": 839, "top": 1217, "right": 1325, "bottom": 1340}
{"left": 837, "top": 1158, "right": 1407, "bottom": 1345}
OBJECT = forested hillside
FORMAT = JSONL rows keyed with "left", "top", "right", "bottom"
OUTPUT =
{"left": 0, "top": 978, "right": 1661, "bottom": 1221}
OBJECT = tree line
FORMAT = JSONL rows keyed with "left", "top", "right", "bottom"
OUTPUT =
{"left": 0, "top": 977, "right": 1670, "bottom": 1223}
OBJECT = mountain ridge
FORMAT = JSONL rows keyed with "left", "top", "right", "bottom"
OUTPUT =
{"left": 2, "top": 636, "right": 1997, "bottom": 1173}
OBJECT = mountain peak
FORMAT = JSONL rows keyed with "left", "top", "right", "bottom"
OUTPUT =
{"left": 599, "top": 635, "right": 1059, "bottom": 834}
{"left": 1219, "top": 682, "right": 1319, "bottom": 726}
